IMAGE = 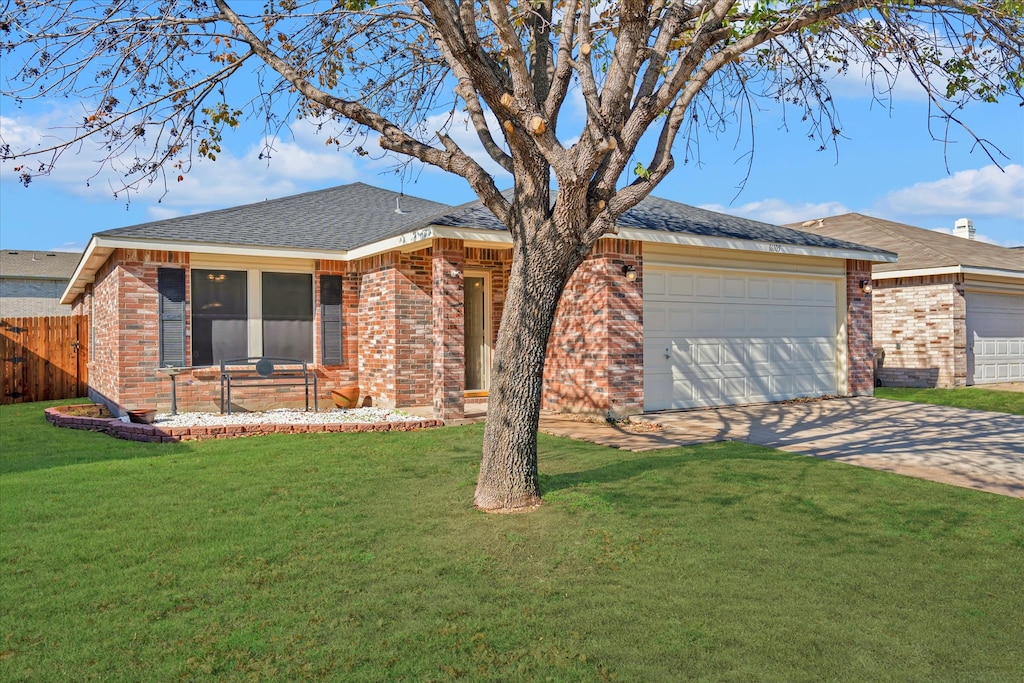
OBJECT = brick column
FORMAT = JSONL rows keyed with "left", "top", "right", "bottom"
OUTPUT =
{"left": 432, "top": 239, "right": 465, "bottom": 420}
{"left": 543, "top": 239, "right": 643, "bottom": 417}
{"left": 846, "top": 260, "right": 874, "bottom": 396}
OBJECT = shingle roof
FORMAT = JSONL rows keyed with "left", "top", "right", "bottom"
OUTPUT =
{"left": 431, "top": 193, "right": 892, "bottom": 254}
{"left": 0, "top": 250, "right": 81, "bottom": 279}
{"left": 786, "top": 213, "right": 1024, "bottom": 274}
{"left": 96, "top": 183, "right": 450, "bottom": 251}
{"left": 91, "top": 182, "right": 891, "bottom": 257}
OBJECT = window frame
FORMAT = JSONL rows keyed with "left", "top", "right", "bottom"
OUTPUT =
{"left": 187, "top": 258, "right": 317, "bottom": 366}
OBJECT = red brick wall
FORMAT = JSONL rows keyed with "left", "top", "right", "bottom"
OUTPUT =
{"left": 432, "top": 239, "right": 465, "bottom": 419}
{"left": 353, "top": 249, "right": 433, "bottom": 409}
{"left": 543, "top": 239, "right": 643, "bottom": 417}
{"left": 81, "top": 250, "right": 190, "bottom": 413}
{"left": 84, "top": 257, "right": 121, "bottom": 408}
{"left": 845, "top": 260, "right": 875, "bottom": 396}
{"left": 871, "top": 274, "right": 965, "bottom": 387}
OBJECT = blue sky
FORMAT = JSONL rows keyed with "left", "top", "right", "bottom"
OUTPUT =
{"left": 1, "top": 70, "right": 1022, "bottom": 253}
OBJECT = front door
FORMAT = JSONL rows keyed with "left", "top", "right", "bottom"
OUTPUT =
{"left": 464, "top": 274, "right": 490, "bottom": 393}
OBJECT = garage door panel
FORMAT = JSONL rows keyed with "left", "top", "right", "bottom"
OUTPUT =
{"left": 722, "top": 310, "right": 745, "bottom": 334}
{"left": 646, "top": 307, "right": 667, "bottom": 333}
{"left": 771, "top": 342, "right": 793, "bottom": 364}
{"left": 645, "top": 267, "right": 839, "bottom": 410}
{"left": 723, "top": 277, "right": 746, "bottom": 298}
{"left": 749, "top": 279, "right": 769, "bottom": 300}
{"left": 749, "top": 342, "right": 770, "bottom": 365}
{"left": 966, "top": 292, "right": 1024, "bottom": 385}
{"left": 723, "top": 377, "right": 747, "bottom": 400}
{"left": 669, "top": 274, "right": 694, "bottom": 297}
{"left": 771, "top": 280, "right": 792, "bottom": 301}
{"left": 646, "top": 271, "right": 667, "bottom": 296}
{"left": 793, "top": 342, "right": 817, "bottom": 362}
{"left": 669, "top": 308, "right": 693, "bottom": 333}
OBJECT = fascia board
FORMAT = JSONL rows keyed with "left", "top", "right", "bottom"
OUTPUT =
{"left": 93, "top": 236, "right": 347, "bottom": 261}
{"left": 616, "top": 227, "right": 898, "bottom": 262}
{"left": 961, "top": 266, "right": 1024, "bottom": 281}
{"left": 60, "top": 237, "right": 106, "bottom": 304}
{"left": 344, "top": 226, "right": 513, "bottom": 260}
{"left": 873, "top": 266, "right": 1024, "bottom": 281}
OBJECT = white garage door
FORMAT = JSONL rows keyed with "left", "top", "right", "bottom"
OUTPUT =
{"left": 644, "top": 268, "right": 839, "bottom": 411}
{"left": 967, "top": 292, "right": 1024, "bottom": 384}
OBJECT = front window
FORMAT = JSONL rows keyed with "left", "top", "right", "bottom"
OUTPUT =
{"left": 262, "top": 272, "right": 313, "bottom": 360}
{"left": 190, "top": 269, "right": 313, "bottom": 365}
{"left": 192, "top": 269, "right": 247, "bottom": 366}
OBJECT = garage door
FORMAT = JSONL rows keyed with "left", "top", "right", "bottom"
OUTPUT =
{"left": 644, "top": 268, "right": 839, "bottom": 410}
{"left": 967, "top": 292, "right": 1024, "bottom": 384}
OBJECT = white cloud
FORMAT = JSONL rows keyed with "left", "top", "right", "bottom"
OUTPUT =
{"left": 417, "top": 110, "right": 514, "bottom": 184}
{"left": 699, "top": 198, "right": 851, "bottom": 225}
{"left": 872, "top": 164, "right": 1024, "bottom": 219}
{"left": 1, "top": 108, "right": 363, "bottom": 220}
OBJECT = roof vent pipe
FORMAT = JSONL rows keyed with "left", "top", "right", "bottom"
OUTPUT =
{"left": 953, "top": 218, "right": 975, "bottom": 240}
{"left": 395, "top": 196, "right": 406, "bottom": 215}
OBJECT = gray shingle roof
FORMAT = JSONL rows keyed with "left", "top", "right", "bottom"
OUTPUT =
{"left": 92, "top": 182, "right": 891, "bottom": 257}
{"left": 0, "top": 250, "right": 82, "bottom": 279}
{"left": 786, "top": 213, "right": 1024, "bottom": 274}
{"left": 96, "top": 183, "right": 450, "bottom": 251}
{"left": 432, "top": 193, "right": 894, "bottom": 254}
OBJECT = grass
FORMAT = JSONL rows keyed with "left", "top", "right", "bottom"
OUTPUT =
{"left": 2, "top": 400, "right": 1023, "bottom": 681}
{"left": 875, "top": 386, "right": 1024, "bottom": 415}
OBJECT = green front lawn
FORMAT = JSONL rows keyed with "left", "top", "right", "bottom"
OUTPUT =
{"left": 876, "top": 386, "right": 1024, "bottom": 415}
{"left": 2, "top": 400, "right": 1022, "bottom": 681}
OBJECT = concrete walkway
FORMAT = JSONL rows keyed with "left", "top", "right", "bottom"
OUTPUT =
{"left": 539, "top": 398, "right": 1024, "bottom": 498}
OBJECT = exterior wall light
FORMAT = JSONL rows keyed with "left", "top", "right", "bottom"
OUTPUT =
{"left": 623, "top": 265, "right": 637, "bottom": 282}
{"left": 860, "top": 280, "right": 873, "bottom": 294}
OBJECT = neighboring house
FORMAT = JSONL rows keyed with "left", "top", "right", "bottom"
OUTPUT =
{"left": 790, "top": 214, "right": 1024, "bottom": 387}
{"left": 61, "top": 183, "right": 893, "bottom": 419}
{"left": 0, "top": 250, "right": 81, "bottom": 317}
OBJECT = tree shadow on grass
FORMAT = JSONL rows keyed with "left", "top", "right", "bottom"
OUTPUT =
{"left": 540, "top": 441, "right": 807, "bottom": 494}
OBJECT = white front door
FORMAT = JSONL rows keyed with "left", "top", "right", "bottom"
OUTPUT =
{"left": 464, "top": 274, "right": 491, "bottom": 392}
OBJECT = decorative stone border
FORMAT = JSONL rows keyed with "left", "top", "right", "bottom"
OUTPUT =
{"left": 44, "top": 405, "right": 444, "bottom": 443}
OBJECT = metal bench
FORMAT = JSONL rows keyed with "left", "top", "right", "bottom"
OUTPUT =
{"left": 219, "top": 357, "right": 319, "bottom": 414}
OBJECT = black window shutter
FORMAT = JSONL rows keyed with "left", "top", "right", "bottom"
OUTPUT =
{"left": 158, "top": 267, "right": 186, "bottom": 367}
{"left": 321, "top": 275, "right": 343, "bottom": 365}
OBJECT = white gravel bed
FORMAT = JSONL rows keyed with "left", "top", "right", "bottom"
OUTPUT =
{"left": 152, "top": 407, "right": 426, "bottom": 428}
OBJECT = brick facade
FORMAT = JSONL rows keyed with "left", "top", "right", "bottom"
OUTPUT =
{"left": 75, "top": 241, "right": 868, "bottom": 418}
{"left": 845, "top": 260, "right": 875, "bottom": 396}
{"left": 432, "top": 239, "right": 466, "bottom": 420}
{"left": 543, "top": 239, "right": 644, "bottom": 417}
{"left": 871, "top": 274, "right": 966, "bottom": 387}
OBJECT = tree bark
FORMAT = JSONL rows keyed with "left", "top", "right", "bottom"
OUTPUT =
{"left": 473, "top": 200, "right": 589, "bottom": 512}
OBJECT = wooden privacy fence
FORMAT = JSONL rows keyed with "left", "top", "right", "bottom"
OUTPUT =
{"left": 1, "top": 315, "right": 89, "bottom": 405}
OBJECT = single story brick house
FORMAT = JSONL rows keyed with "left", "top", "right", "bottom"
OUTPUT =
{"left": 791, "top": 214, "right": 1024, "bottom": 387}
{"left": 1, "top": 249, "right": 81, "bottom": 317}
{"left": 62, "top": 183, "right": 893, "bottom": 419}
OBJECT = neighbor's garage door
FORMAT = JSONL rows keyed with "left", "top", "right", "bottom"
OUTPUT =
{"left": 966, "top": 292, "right": 1024, "bottom": 384}
{"left": 644, "top": 268, "right": 839, "bottom": 411}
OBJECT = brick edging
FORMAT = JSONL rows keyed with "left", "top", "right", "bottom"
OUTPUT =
{"left": 44, "top": 405, "right": 445, "bottom": 443}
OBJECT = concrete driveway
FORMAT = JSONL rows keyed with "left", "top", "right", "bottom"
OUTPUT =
{"left": 540, "top": 397, "right": 1024, "bottom": 498}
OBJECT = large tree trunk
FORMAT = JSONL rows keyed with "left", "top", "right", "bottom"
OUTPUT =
{"left": 473, "top": 201, "right": 590, "bottom": 513}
